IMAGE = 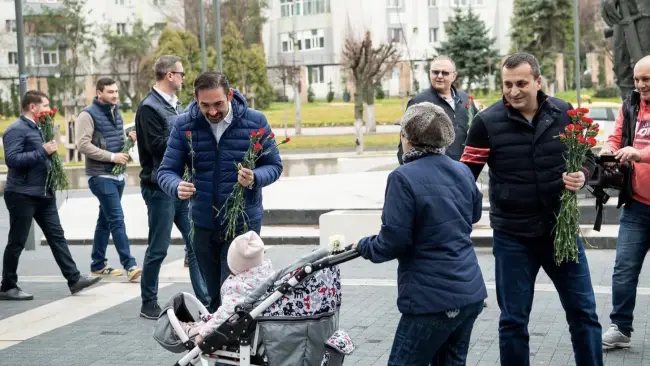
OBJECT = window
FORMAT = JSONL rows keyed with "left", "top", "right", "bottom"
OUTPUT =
{"left": 428, "top": 0, "right": 436, "bottom": 6}
{"left": 388, "top": 28, "right": 404, "bottom": 43}
{"left": 308, "top": 65, "right": 324, "bottom": 84}
{"left": 303, "top": 0, "right": 330, "bottom": 15}
{"left": 303, "top": 29, "right": 324, "bottom": 50}
{"left": 453, "top": 0, "right": 482, "bottom": 6}
{"left": 116, "top": 23, "right": 126, "bottom": 34}
{"left": 41, "top": 48, "right": 58, "bottom": 65}
{"left": 153, "top": 0, "right": 166, "bottom": 4}
{"left": 589, "top": 108, "right": 609, "bottom": 121}
{"left": 280, "top": 32, "right": 293, "bottom": 52}
{"left": 387, "top": 0, "right": 402, "bottom": 7}
{"left": 429, "top": 28, "right": 438, "bottom": 43}
{"left": 280, "top": 0, "right": 301, "bottom": 17}
{"left": 8, "top": 52, "right": 17, "bottom": 65}
{"left": 115, "top": 0, "right": 124, "bottom": 4}
{"left": 5, "top": 19, "right": 16, "bottom": 33}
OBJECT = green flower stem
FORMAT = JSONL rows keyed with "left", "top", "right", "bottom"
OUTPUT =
{"left": 39, "top": 115, "right": 69, "bottom": 194}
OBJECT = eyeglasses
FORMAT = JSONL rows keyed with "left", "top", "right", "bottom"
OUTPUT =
{"left": 170, "top": 71, "right": 186, "bottom": 78}
{"left": 431, "top": 70, "right": 451, "bottom": 77}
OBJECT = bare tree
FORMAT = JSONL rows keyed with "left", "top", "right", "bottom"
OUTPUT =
{"left": 342, "top": 31, "right": 400, "bottom": 152}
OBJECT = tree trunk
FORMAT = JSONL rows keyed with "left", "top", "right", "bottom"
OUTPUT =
{"left": 364, "top": 85, "right": 376, "bottom": 132}
{"left": 354, "top": 82, "right": 364, "bottom": 155}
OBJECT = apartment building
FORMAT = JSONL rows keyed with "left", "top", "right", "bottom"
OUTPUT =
{"left": 0, "top": 0, "right": 184, "bottom": 101}
{"left": 262, "top": 0, "right": 513, "bottom": 100}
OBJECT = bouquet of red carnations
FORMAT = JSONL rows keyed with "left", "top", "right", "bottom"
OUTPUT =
{"left": 554, "top": 108, "right": 599, "bottom": 265}
{"left": 217, "top": 129, "right": 290, "bottom": 241}
{"left": 36, "top": 108, "right": 69, "bottom": 194}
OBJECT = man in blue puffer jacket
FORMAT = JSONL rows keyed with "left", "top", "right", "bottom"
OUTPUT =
{"left": 157, "top": 72, "right": 283, "bottom": 311}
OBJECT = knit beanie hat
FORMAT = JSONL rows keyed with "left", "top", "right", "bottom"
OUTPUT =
{"left": 227, "top": 231, "right": 265, "bottom": 275}
{"left": 401, "top": 102, "right": 455, "bottom": 149}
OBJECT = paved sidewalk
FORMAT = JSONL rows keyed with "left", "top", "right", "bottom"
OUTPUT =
{"left": 1, "top": 244, "right": 650, "bottom": 365}
{"left": 274, "top": 124, "right": 400, "bottom": 136}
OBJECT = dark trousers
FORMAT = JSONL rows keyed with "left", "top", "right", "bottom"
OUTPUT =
{"left": 493, "top": 230, "right": 602, "bottom": 366}
{"left": 140, "top": 187, "right": 210, "bottom": 307}
{"left": 610, "top": 200, "right": 650, "bottom": 336}
{"left": 88, "top": 176, "right": 136, "bottom": 272}
{"left": 387, "top": 301, "right": 484, "bottom": 366}
{"left": 1, "top": 191, "right": 80, "bottom": 291}
{"left": 193, "top": 226, "right": 230, "bottom": 312}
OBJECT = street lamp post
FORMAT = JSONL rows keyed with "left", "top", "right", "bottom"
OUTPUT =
{"left": 214, "top": 0, "right": 222, "bottom": 72}
{"left": 200, "top": 1, "right": 207, "bottom": 71}
{"left": 15, "top": 0, "right": 37, "bottom": 251}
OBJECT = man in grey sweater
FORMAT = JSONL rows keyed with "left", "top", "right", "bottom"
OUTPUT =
{"left": 75, "top": 78, "right": 141, "bottom": 282}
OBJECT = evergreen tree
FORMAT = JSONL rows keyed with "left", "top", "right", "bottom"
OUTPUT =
{"left": 436, "top": 8, "right": 499, "bottom": 93}
{"left": 510, "top": 0, "right": 575, "bottom": 88}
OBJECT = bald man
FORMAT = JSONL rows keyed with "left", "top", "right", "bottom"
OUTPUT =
{"left": 600, "top": 55, "right": 650, "bottom": 349}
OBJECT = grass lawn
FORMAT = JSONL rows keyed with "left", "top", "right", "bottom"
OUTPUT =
{"left": 0, "top": 89, "right": 621, "bottom": 136}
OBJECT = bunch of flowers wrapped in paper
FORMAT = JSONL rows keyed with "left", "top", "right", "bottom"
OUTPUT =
{"left": 35, "top": 108, "right": 69, "bottom": 194}
{"left": 554, "top": 108, "right": 598, "bottom": 265}
{"left": 217, "top": 128, "right": 290, "bottom": 241}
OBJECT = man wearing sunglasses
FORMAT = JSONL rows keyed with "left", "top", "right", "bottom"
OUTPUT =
{"left": 397, "top": 55, "right": 478, "bottom": 164}
{"left": 135, "top": 55, "right": 209, "bottom": 319}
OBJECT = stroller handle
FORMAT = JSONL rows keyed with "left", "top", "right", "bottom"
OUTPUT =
{"left": 317, "top": 244, "right": 361, "bottom": 267}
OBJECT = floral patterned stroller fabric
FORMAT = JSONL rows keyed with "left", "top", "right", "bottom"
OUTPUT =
{"left": 239, "top": 248, "right": 355, "bottom": 366}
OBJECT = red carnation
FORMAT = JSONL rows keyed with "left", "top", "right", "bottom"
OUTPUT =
{"left": 580, "top": 116, "right": 593, "bottom": 125}
{"left": 250, "top": 131, "right": 257, "bottom": 138}
{"left": 587, "top": 137, "right": 597, "bottom": 147}
{"left": 576, "top": 107, "right": 590, "bottom": 114}
{"left": 258, "top": 128, "right": 265, "bottom": 136}
{"left": 253, "top": 142, "right": 262, "bottom": 150}
{"left": 591, "top": 122, "right": 600, "bottom": 130}
{"left": 567, "top": 110, "right": 578, "bottom": 117}
{"left": 566, "top": 124, "right": 575, "bottom": 132}
{"left": 468, "top": 96, "right": 474, "bottom": 101}
{"left": 50, "top": 108, "right": 58, "bottom": 116}
{"left": 559, "top": 133, "right": 566, "bottom": 139}
{"left": 466, "top": 102, "right": 470, "bottom": 108}
{"left": 269, "top": 132, "right": 275, "bottom": 139}
{"left": 185, "top": 131, "right": 192, "bottom": 137}
{"left": 574, "top": 124, "right": 584, "bottom": 132}
{"left": 285, "top": 137, "right": 291, "bottom": 143}
{"left": 577, "top": 135, "right": 586, "bottom": 144}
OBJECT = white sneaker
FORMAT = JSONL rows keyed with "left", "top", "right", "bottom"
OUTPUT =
{"left": 602, "top": 324, "right": 631, "bottom": 349}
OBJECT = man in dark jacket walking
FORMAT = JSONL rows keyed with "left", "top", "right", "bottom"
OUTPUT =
{"left": 461, "top": 53, "right": 602, "bottom": 365}
{"left": 136, "top": 55, "right": 209, "bottom": 319}
{"left": 157, "top": 72, "right": 283, "bottom": 311}
{"left": 0, "top": 90, "right": 100, "bottom": 300}
{"left": 397, "top": 55, "right": 477, "bottom": 164}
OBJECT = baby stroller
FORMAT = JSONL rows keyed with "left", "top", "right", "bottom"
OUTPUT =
{"left": 153, "top": 245, "right": 359, "bottom": 366}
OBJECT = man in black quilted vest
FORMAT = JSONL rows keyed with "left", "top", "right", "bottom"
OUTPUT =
{"left": 460, "top": 53, "right": 603, "bottom": 365}
{"left": 136, "top": 55, "right": 209, "bottom": 319}
{"left": 76, "top": 78, "right": 141, "bottom": 282}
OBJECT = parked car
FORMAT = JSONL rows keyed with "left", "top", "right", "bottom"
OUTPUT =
{"left": 585, "top": 102, "right": 621, "bottom": 148}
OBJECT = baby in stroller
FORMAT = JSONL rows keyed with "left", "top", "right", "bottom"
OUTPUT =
{"left": 180, "top": 231, "right": 274, "bottom": 344}
{"left": 154, "top": 235, "right": 358, "bottom": 366}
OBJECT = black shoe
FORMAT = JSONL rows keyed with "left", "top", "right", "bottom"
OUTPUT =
{"left": 69, "top": 276, "right": 102, "bottom": 295}
{"left": 0, "top": 287, "right": 34, "bottom": 300}
{"left": 140, "top": 303, "right": 162, "bottom": 320}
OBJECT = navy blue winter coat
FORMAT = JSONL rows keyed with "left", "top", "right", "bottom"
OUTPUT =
{"left": 157, "top": 89, "right": 283, "bottom": 233}
{"left": 356, "top": 153, "right": 487, "bottom": 315}
{"left": 3, "top": 116, "right": 52, "bottom": 197}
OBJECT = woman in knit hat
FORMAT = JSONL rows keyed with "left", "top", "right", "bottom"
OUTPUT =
{"left": 353, "top": 102, "right": 487, "bottom": 365}
{"left": 182, "top": 231, "right": 274, "bottom": 344}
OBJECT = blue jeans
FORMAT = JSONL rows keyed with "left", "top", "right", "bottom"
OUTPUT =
{"left": 88, "top": 176, "right": 136, "bottom": 272}
{"left": 610, "top": 199, "right": 650, "bottom": 336}
{"left": 388, "top": 301, "right": 484, "bottom": 366}
{"left": 193, "top": 226, "right": 230, "bottom": 313}
{"left": 493, "top": 231, "right": 602, "bottom": 366}
{"left": 140, "top": 187, "right": 210, "bottom": 307}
